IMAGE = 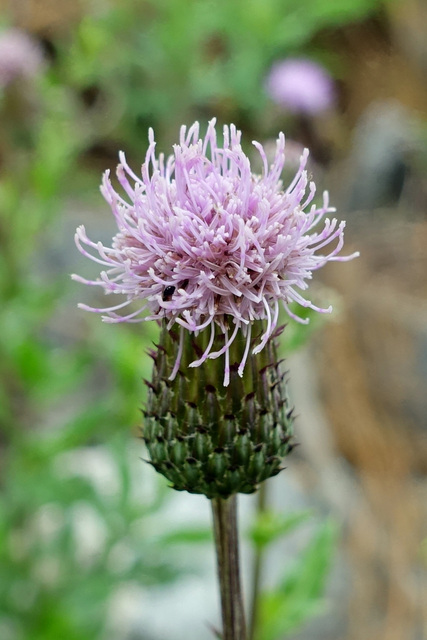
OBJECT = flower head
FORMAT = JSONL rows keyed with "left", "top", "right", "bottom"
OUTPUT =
{"left": 73, "top": 119, "right": 357, "bottom": 385}
{"left": 0, "top": 28, "right": 44, "bottom": 87}
{"left": 266, "top": 58, "right": 335, "bottom": 114}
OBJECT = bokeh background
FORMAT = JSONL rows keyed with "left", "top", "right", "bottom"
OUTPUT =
{"left": 0, "top": 1, "right": 426, "bottom": 639}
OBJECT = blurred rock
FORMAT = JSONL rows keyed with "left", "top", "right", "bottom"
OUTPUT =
{"left": 344, "top": 100, "right": 419, "bottom": 212}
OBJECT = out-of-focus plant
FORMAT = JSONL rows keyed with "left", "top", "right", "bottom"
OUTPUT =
{"left": 265, "top": 58, "right": 336, "bottom": 115}
{"left": 251, "top": 517, "right": 338, "bottom": 640}
{"left": 0, "top": 433, "right": 182, "bottom": 640}
{"left": 0, "top": 74, "right": 87, "bottom": 444}
{"left": 55, "top": 0, "right": 385, "bottom": 152}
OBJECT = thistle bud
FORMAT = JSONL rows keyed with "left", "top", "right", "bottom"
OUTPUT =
{"left": 144, "top": 321, "right": 293, "bottom": 498}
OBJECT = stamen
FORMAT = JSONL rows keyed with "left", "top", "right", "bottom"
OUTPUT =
{"left": 102, "top": 303, "right": 148, "bottom": 322}
{"left": 253, "top": 297, "right": 272, "bottom": 354}
{"left": 169, "top": 325, "right": 185, "bottom": 381}
{"left": 283, "top": 303, "right": 309, "bottom": 324}
{"left": 238, "top": 323, "right": 252, "bottom": 377}
{"left": 223, "top": 326, "right": 230, "bottom": 387}
{"left": 189, "top": 321, "right": 216, "bottom": 367}
{"left": 208, "top": 322, "right": 240, "bottom": 360}
{"left": 78, "top": 298, "right": 132, "bottom": 314}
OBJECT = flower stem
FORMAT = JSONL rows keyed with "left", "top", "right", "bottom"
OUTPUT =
{"left": 211, "top": 495, "right": 247, "bottom": 640}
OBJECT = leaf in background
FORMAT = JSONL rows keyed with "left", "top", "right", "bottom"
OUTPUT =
{"left": 248, "top": 509, "right": 312, "bottom": 550}
{"left": 157, "top": 526, "right": 213, "bottom": 546}
{"left": 256, "top": 520, "right": 338, "bottom": 640}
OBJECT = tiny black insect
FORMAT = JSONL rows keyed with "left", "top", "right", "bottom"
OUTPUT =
{"left": 162, "top": 285, "right": 176, "bottom": 301}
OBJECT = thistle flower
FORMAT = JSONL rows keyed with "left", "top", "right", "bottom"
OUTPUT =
{"left": 266, "top": 58, "right": 335, "bottom": 115}
{"left": 73, "top": 120, "right": 357, "bottom": 498}
{"left": 0, "top": 28, "right": 44, "bottom": 88}
{"left": 73, "top": 120, "right": 355, "bottom": 383}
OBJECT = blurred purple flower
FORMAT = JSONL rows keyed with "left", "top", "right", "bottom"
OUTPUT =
{"left": 0, "top": 28, "right": 44, "bottom": 87}
{"left": 73, "top": 120, "right": 357, "bottom": 384}
{"left": 266, "top": 58, "right": 335, "bottom": 114}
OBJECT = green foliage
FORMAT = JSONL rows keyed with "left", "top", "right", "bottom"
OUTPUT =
{"left": 256, "top": 520, "right": 338, "bottom": 640}
{"left": 157, "top": 526, "right": 213, "bottom": 546}
{"left": 55, "top": 0, "right": 384, "bottom": 151}
{"left": 0, "top": 434, "right": 186, "bottom": 640}
{"left": 249, "top": 509, "right": 312, "bottom": 550}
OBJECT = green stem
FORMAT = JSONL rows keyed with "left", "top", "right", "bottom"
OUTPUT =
{"left": 211, "top": 495, "right": 247, "bottom": 640}
{"left": 248, "top": 482, "right": 267, "bottom": 640}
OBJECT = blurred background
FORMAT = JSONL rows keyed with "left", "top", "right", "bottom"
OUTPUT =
{"left": 0, "top": 0, "right": 426, "bottom": 639}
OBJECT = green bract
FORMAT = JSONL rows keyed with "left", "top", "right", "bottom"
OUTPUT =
{"left": 144, "top": 321, "right": 294, "bottom": 499}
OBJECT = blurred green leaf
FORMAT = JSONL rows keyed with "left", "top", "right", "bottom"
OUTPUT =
{"left": 0, "top": 432, "right": 190, "bottom": 639}
{"left": 158, "top": 526, "right": 213, "bottom": 546}
{"left": 249, "top": 509, "right": 312, "bottom": 550}
{"left": 256, "top": 520, "right": 338, "bottom": 640}
{"left": 50, "top": 0, "right": 384, "bottom": 152}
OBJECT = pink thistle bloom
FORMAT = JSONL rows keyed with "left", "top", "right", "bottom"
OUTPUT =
{"left": 0, "top": 28, "right": 44, "bottom": 87}
{"left": 266, "top": 58, "right": 335, "bottom": 114}
{"left": 73, "top": 120, "right": 358, "bottom": 385}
